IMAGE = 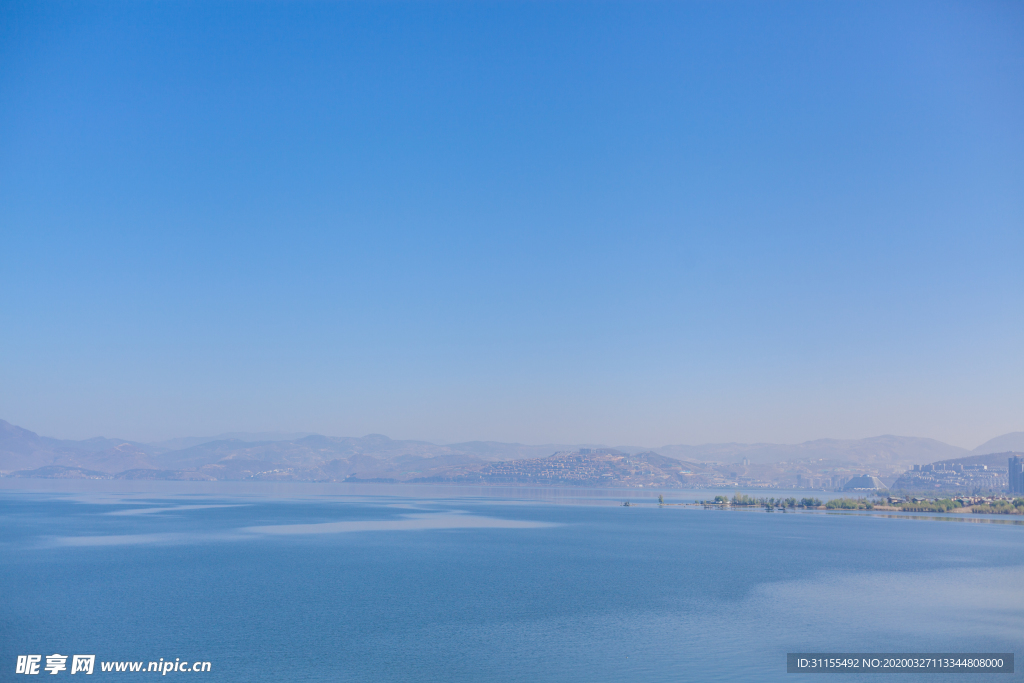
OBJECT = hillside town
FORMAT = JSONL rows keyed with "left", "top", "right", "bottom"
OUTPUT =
{"left": 889, "top": 461, "right": 1008, "bottom": 493}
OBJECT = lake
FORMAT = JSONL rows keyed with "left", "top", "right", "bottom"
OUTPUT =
{"left": 1, "top": 481, "right": 1021, "bottom": 682}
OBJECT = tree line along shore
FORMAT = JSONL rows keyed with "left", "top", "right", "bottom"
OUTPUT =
{"left": 685, "top": 493, "right": 1024, "bottom": 514}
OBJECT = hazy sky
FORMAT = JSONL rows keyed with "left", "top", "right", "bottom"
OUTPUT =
{"left": 1, "top": 1, "right": 1021, "bottom": 448}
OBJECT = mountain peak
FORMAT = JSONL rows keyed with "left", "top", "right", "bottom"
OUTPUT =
{"left": 972, "top": 432, "right": 1024, "bottom": 456}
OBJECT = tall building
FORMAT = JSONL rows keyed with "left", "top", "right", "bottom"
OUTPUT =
{"left": 1010, "top": 455, "right": 1024, "bottom": 495}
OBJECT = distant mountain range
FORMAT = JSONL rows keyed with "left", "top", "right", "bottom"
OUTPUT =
{"left": 148, "top": 432, "right": 318, "bottom": 452}
{"left": 1, "top": 418, "right": 1019, "bottom": 487}
{"left": 971, "top": 432, "right": 1024, "bottom": 456}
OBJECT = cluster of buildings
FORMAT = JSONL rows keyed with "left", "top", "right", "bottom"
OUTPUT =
{"left": 898, "top": 462, "right": 1007, "bottom": 492}
{"left": 797, "top": 474, "right": 857, "bottom": 489}
{"left": 890, "top": 456, "right": 1019, "bottom": 494}
{"left": 721, "top": 455, "right": 1023, "bottom": 495}
{"left": 414, "top": 451, "right": 1024, "bottom": 494}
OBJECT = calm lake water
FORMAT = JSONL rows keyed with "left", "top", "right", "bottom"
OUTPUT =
{"left": 1, "top": 481, "right": 1021, "bottom": 682}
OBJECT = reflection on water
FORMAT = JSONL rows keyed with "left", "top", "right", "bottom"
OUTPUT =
{"left": 47, "top": 511, "right": 554, "bottom": 546}
{"left": 2, "top": 488, "right": 1022, "bottom": 683}
{"left": 244, "top": 513, "right": 555, "bottom": 535}
{"left": 105, "top": 504, "right": 248, "bottom": 516}
{"left": 827, "top": 512, "right": 1024, "bottom": 525}
{"left": 49, "top": 532, "right": 237, "bottom": 547}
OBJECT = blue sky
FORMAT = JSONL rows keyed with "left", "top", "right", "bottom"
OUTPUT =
{"left": 1, "top": 1, "right": 1021, "bottom": 447}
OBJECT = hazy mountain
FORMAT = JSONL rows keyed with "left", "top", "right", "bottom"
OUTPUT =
{"left": 0, "top": 420, "right": 157, "bottom": 473}
{"left": 149, "top": 432, "right": 318, "bottom": 453}
{"left": 432, "top": 449, "right": 704, "bottom": 487}
{"left": 12, "top": 465, "right": 112, "bottom": 479}
{"left": 971, "top": 432, "right": 1024, "bottom": 456}
{"left": 445, "top": 441, "right": 599, "bottom": 461}
{"left": 654, "top": 435, "right": 968, "bottom": 467}
{"left": 0, "top": 419, "right": 996, "bottom": 486}
{"left": 151, "top": 433, "right": 473, "bottom": 470}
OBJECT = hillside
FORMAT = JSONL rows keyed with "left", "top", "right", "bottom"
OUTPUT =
{"left": 2, "top": 419, "right": 1014, "bottom": 489}
{"left": 654, "top": 435, "right": 967, "bottom": 468}
{"left": 971, "top": 432, "right": 1024, "bottom": 456}
{"left": 0, "top": 420, "right": 158, "bottom": 472}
